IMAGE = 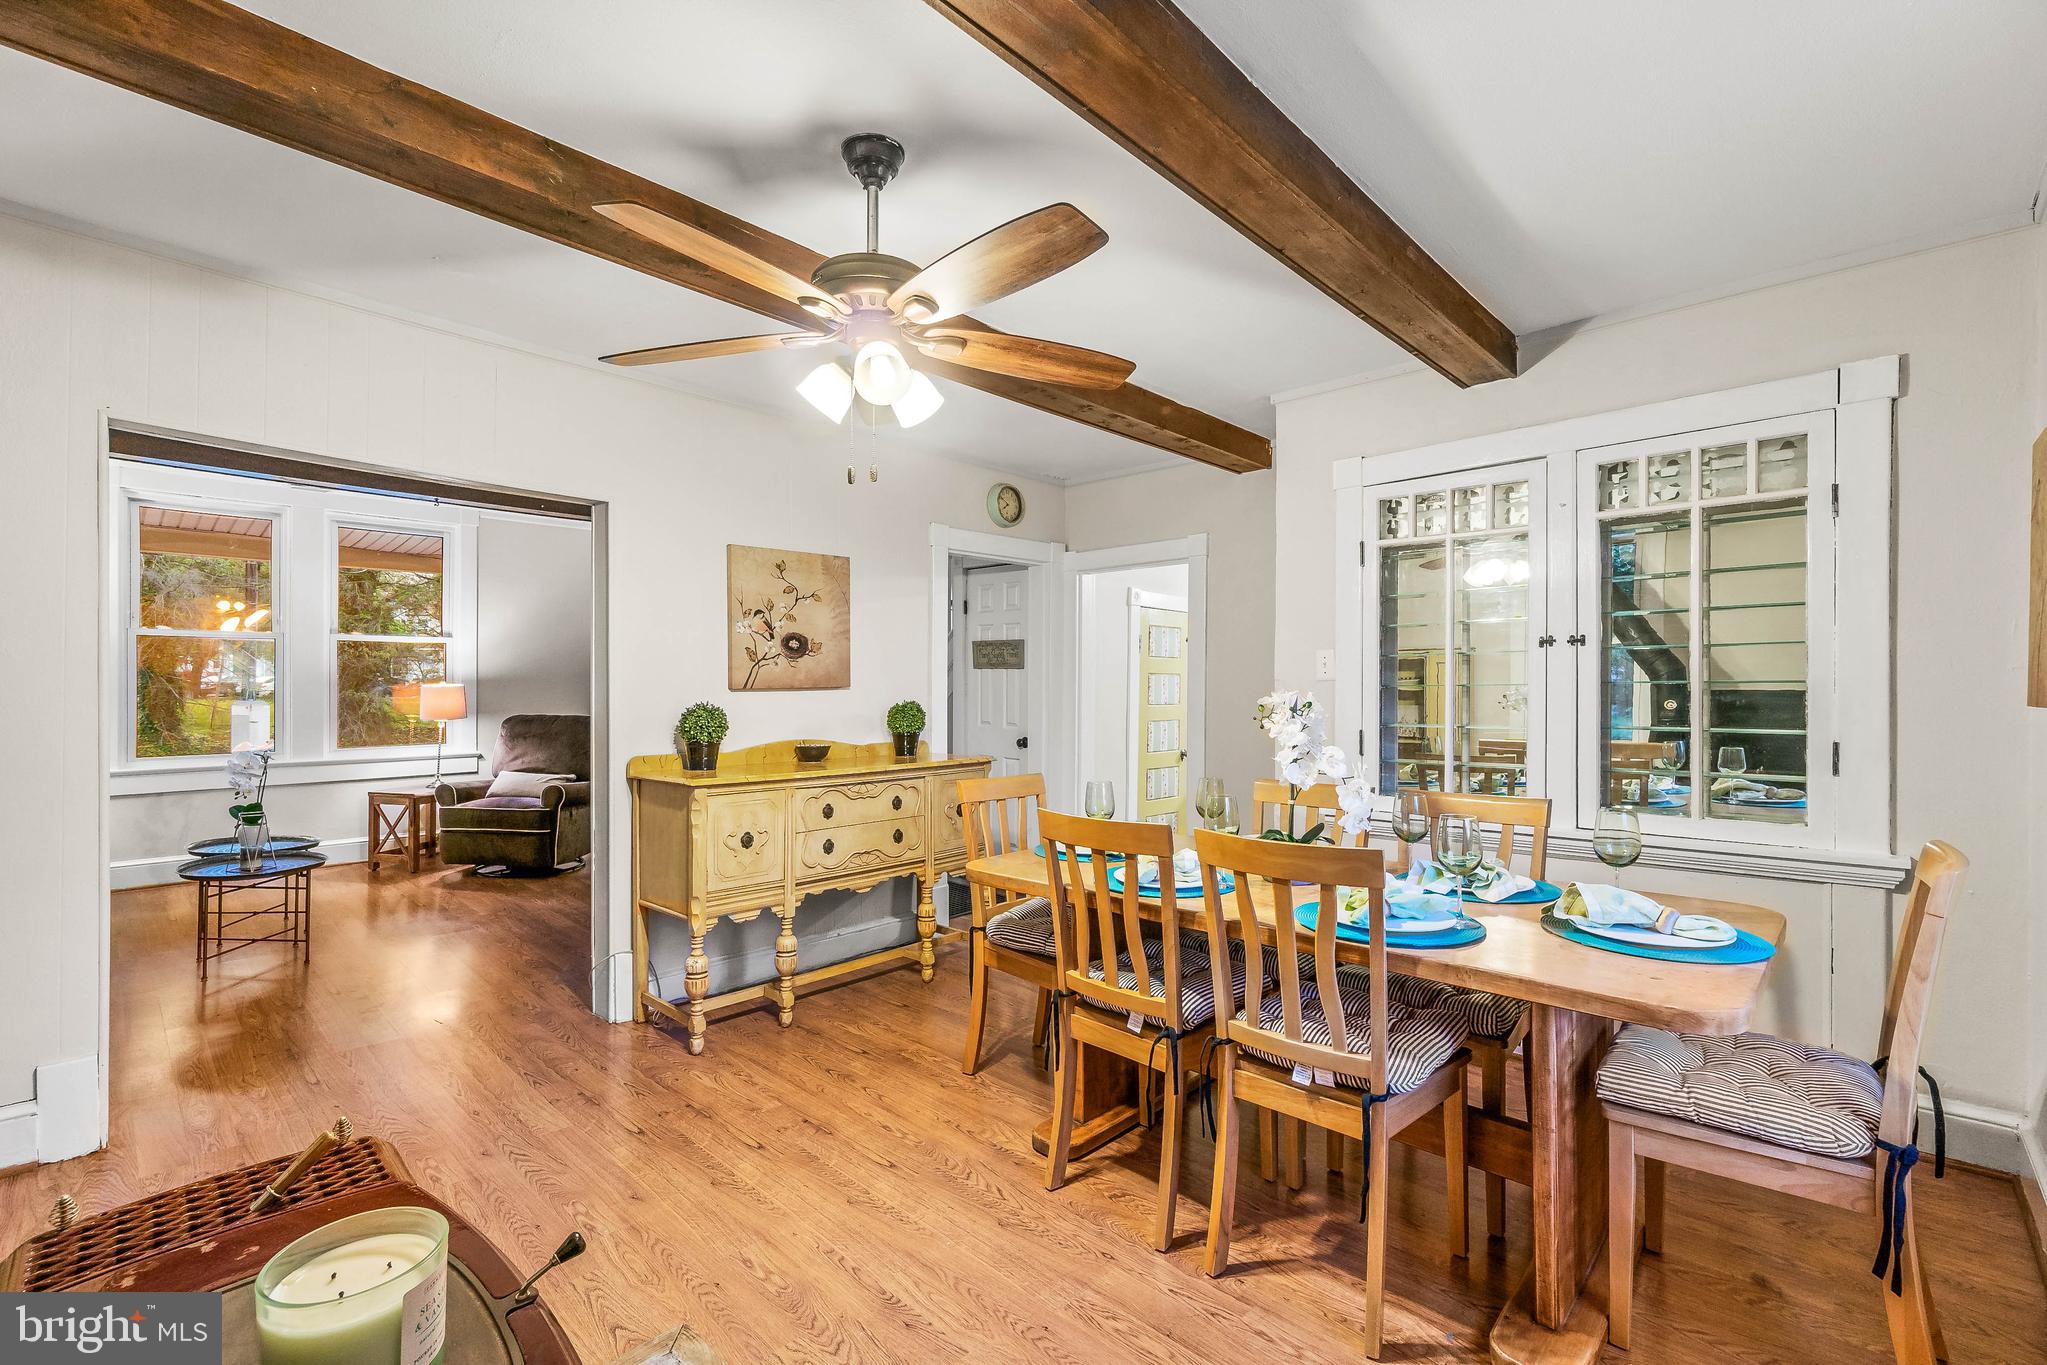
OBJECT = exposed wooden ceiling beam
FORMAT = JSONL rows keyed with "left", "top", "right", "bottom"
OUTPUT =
{"left": 0, "top": 0, "right": 1270, "bottom": 473}
{"left": 921, "top": 0, "right": 1519, "bottom": 387}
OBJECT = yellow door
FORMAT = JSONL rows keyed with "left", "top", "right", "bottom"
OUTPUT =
{"left": 1135, "top": 604, "right": 1190, "bottom": 829}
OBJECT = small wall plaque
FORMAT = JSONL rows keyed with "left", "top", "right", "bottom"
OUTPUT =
{"left": 972, "top": 639, "right": 1025, "bottom": 670}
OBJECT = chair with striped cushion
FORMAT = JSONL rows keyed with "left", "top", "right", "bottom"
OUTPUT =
{"left": 958, "top": 774, "right": 1056, "bottom": 1075}
{"left": 1600, "top": 841, "right": 1967, "bottom": 1362}
{"left": 1396, "top": 789, "right": 1551, "bottom": 1239}
{"left": 1193, "top": 830, "right": 1470, "bottom": 1360}
{"left": 1040, "top": 811, "right": 1249, "bottom": 1252}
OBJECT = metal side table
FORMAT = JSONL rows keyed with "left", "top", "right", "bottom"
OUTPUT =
{"left": 177, "top": 848, "right": 325, "bottom": 978}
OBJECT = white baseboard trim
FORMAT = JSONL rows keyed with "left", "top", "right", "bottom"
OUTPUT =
{"left": 111, "top": 835, "right": 369, "bottom": 890}
{"left": 34, "top": 1055, "right": 101, "bottom": 1163}
{"left": 0, "top": 1100, "right": 36, "bottom": 1170}
{"left": 2024, "top": 1121, "right": 2047, "bottom": 1190}
{"left": 1932, "top": 1096, "right": 2024, "bottom": 1174}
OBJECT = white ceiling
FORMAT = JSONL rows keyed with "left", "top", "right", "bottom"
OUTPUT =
{"left": 0, "top": 1, "right": 2042, "bottom": 483}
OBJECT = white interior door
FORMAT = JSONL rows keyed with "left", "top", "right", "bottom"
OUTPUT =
{"left": 962, "top": 566, "right": 1030, "bottom": 777}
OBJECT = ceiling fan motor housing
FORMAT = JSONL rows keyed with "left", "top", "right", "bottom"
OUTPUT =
{"left": 840, "top": 133, "right": 906, "bottom": 190}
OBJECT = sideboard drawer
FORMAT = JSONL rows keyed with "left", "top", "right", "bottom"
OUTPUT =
{"left": 703, "top": 793, "right": 785, "bottom": 893}
{"left": 932, "top": 778, "right": 967, "bottom": 855}
{"left": 796, "top": 781, "right": 924, "bottom": 832}
{"left": 795, "top": 819, "right": 925, "bottom": 881}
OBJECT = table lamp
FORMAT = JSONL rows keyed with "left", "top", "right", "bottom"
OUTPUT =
{"left": 419, "top": 682, "right": 468, "bottom": 787}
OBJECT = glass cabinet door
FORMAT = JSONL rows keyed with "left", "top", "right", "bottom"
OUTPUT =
{"left": 1367, "top": 464, "right": 1544, "bottom": 797}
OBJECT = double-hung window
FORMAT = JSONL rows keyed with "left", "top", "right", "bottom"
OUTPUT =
{"left": 334, "top": 526, "right": 448, "bottom": 749}
{"left": 131, "top": 504, "right": 280, "bottom": 758}
{"left": 1342, "top": 360, "right": 1894, "bottom": 867}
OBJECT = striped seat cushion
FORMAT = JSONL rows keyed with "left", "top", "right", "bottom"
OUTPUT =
{"left": 1086, "top": 932, "right": 1258, "bottom": 1030}
{"left": 1237, "top": 965, "right": 1469, "bottom": 1095}
{"left": 983, "top": 897, "right": 1055, "bottom": 957}
{"left": 1389, "top": 973, "right": 1527, "bottom": 1041}
{"left": 1596, "top": 1025, "right": 1883, "bottom": 1159}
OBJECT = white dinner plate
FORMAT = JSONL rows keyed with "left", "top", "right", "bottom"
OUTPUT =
{"left": 1383, "top": 909, "right": 1465, "bottom": 934}
{"left": 1575, "top": 918, "right": 1737, "bottom": 950}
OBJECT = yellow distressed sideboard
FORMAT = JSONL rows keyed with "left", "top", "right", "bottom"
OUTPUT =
{"left": 627, "top": 740, "right": 992, "bottom": 1052}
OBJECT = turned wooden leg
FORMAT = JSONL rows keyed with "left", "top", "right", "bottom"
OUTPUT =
{"left": 1202, "top": 1048, "right": 1240, "bottom": 1277}
{"left": 1153, "top": 1058, "right": 1185, "bottom": 1252}
{"left": 915, "top": 875, "right": 937, "bottom": 982}
{"left": 1642, "top": 1157, "right": 1665, "bottom": 1254}
{"left": 1482, "top": 1041, "right": 1509, "bottom": 1238}
{"left": 1045, "top": 998, "right": 1078, "bottom": 1192}
{"left": 684, "top": 924, "right": 710, "bottom": 1056}
{"left": 1608, "top": 1123, "right": 1636, "bottom": 1349}
{"left": 773, "top": 908, "right": 798, "bottom": 1027}
{"left": 1443, "top": 1071, "right": 1469, "bottom": 1261}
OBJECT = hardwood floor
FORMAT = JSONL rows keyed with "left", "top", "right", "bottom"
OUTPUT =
{"left": 3, "top": 863, "right": 2042, "bottom": 1362}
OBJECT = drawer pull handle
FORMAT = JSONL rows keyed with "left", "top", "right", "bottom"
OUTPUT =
{"left": 893, "top": 828, "right": 905, "bottom": 845}
{"left": 891, "top": 795, "right": 903, "bottom": 811}
{"left": 739, "top": 831, "right": 754, "bottom": 850}
{"left": 822, "top": 838, "right": 835, "bottom": 856}
{"left": 822, "top": 802, "right": 834, "bottom": 820}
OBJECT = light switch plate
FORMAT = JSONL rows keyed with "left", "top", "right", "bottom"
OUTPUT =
{"left": 1314, "top": 649, "right": 1336, "bottom": 680}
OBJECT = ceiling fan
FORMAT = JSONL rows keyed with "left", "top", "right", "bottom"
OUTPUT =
{"left": 595, "top": 134, "right": 1134, "bottom": 427}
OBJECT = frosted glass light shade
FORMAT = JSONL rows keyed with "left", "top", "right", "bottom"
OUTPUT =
{"left": 419, "top": 682, "right": 467, "bottom": 722}
{"left": 893, "top": 371, "right": 943, "bottom": 428}
{"left": 797, "top": 361, "right": 854, "bottom": 422}
{"left": 851, "top": 340, "right": 913, "bottom": 405}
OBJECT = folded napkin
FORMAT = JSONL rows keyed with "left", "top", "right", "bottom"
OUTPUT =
{"left": 1559, "top": 883, "right": 1727, "bottom": 940}
{"left": 1405, "top": 856, "right": 1534, "bottom": 903}
{"left": 1134, "top": 848, "right": 1203, "bottom": 888}
{"left": 1336, "top": 883, "right": 1445, "bottom": 924}
{"left": 1711, "top": 777, "right": 1806, "bottom": 802}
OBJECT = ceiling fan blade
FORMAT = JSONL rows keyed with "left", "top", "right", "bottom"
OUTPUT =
{"left": 600, "top": 332, "right": 828, "bottom": 367}
{"left": 888, "top": 204, "right": 1107, "bottom": 323}
{"left": 918, "top": 329, "right": 1133, "bottom": 390}
{"left": 594, "top": 202, "right": 843, "bottom": 317}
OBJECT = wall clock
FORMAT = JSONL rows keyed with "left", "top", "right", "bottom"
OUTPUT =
{"left": 987, "top": 482, "right": 1025, "bottom": 527}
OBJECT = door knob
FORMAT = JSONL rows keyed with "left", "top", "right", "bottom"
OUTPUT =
{"left": 1016, "top": 736, "right": 1029, "bottom": 750}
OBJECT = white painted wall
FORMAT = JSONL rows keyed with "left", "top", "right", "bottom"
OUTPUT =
{"left": 1077, "top": 564, "right": 1187, "bottom": 797}
{"left": 1275, "top": 227, "right": 2046, "bottom": 1161}
{"left": 475, "top": 512, "right": 594, "bottom": 773}
{"left": 0, "top": 208, "right": 1066, "bottom": 1157}
{"left": 1066, "top": 465, "right": 1276, "bottom": 806}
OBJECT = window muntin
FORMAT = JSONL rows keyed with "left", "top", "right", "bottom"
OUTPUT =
{"left": 334, "top": 527, "right": 447, "bottom": 750}
{"left": 132, "top": 506, "right": 277, "bottom": 758}
{"left": 1591, "top": 428, "right": 1813, "bottom": 830}
{"left": 1375, "top": 473, "right": 1535, "bottom": 796}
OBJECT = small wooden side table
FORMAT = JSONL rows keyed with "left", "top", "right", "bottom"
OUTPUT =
{"left": 368, "top": 789, "right": 439, "bottom": 872}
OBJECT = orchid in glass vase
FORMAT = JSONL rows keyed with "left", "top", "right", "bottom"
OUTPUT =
{"left": 226, "top": 742, "right": 273, "bottom": 826}
{"left": 1252, "top": 689, "right": 1375, "bottom": 844}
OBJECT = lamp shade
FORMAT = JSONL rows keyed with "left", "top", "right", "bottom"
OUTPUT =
{"left": 419, "top": 682, "right": 468, "bottom": 722}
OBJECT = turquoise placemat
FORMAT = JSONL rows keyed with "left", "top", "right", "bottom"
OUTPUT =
{"left": 1296, "top": 901, "right": 1486, "bottom": 949}
{"left": 1105, "top": 864, "right": 1231, "bottom": 897}
{"left": 1031, "top": 843, "right": 1124, "bottom": 862}
{"left": 1540, "top": 914, "right": 1776, "bottom": 964}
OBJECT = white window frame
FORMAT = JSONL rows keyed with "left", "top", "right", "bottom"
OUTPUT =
{"left": 1332, "top": 357, "right": 1903, "bottom": 887}
{"left": 108, "top": 461, "right": 480, "bottom": 794}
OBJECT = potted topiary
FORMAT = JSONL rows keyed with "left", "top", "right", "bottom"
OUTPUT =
{"left": 675, "top": 701, "right": 729, "bottom": 771}
{"left": 886, "top": 699, "right": 926, "bottom": 759}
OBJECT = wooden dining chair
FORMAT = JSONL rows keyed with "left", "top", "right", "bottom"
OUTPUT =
{"left": 1040, "top": 810, "right": 1252, "bottom": 1252}
{"left": 1193, "top": 829, "right": 1471, "bottom": 1359}
{"left": 1398, "top": 789, "right": 1552, "bottom": 1238}
{"left": 1601, "top": 841, "right": 1968, "bottom": 1363}
{"left": 1249, "top": 777, "right": 1369, "bottom": 1184}
{"left": 958, "top": 774, "right": 1057, "bottom": 1076}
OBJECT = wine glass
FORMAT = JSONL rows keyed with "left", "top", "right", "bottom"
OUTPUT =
{"left": 1393, "top": 791, "right": 1429, "bottom": 871}
{"left": 1212, "top": 795, "right": 1242, "bottom": 836}
{"left": 1195, "top": 777, "right": 1226, "bottom": 827}
{"left": 1652, "top": 739, "right": 1687, "bottom": 795}
{"left": 1432, "top": 813, "right": 1484, "bottom": 920}
{"left": 1083, "top": 780, "right": 1116, "bottom": 820}
{"left": 1593, "top": 807, "right": 1644, "bottom": 887}
{"left": 1715, "top": 745, "right": 1749, "bottom": 777}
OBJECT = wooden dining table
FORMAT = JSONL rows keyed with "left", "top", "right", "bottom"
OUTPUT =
{"left": 965, "top": 848, "right": 1786, "bottom": 1365}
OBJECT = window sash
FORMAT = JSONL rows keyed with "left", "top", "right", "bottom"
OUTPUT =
{"left": 329, "top": 520, "right": 455, "bottom": 755}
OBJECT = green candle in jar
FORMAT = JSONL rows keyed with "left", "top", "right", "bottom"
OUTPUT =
{"left": 256, "top": 1208, "right": 448, "bottom": 1365}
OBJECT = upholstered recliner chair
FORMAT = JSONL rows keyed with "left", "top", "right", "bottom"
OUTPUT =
{"left": 436, "top": 714, "right": 592, "bottom": 874}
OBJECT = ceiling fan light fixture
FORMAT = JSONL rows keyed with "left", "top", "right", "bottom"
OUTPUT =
{"left": 893, "top": 371, "right": 944, "bottom": 428}
{"left": 797, "top": 360, "right": 854, "bottom": 423}
{"left": 852, "top": 339, "right": 914, "bottom": 405}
